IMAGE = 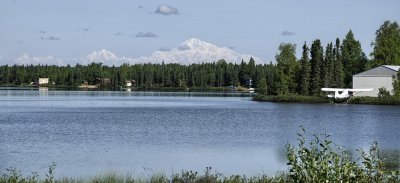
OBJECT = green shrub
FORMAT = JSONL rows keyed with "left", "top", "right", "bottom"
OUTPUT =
{"left": 378, "top": 87, "right": 391, "bottom": 98}
{"left": 348, "top": 96, "right": 400, "bottom": 105}
{"left": 286, "top": 127, "right": 400, "bottom": 183}
{"left": 253, "top": 94, "right": 330, "bottom": 104}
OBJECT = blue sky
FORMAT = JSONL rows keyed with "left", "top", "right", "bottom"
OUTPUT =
{"left": 0, "top": 0, "right": 399, "bottom": 65}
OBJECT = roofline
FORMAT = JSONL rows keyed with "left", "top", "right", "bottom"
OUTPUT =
{"left": 353, "top": 65, "right": 399, "bottom": 76}
{"left": 382, "top": 65, "right": 400, "bottom": 72}
{"left": 353, "top": 75, "right": 394, "bottom": 77}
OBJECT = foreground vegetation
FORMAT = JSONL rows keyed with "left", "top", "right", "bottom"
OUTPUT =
{"left": 1, "top": 128, "right": 399, "bottom": 183}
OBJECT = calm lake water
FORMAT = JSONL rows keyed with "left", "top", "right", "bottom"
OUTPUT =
{"left": 0, "top": 89, "right": 399, "bottom": 178}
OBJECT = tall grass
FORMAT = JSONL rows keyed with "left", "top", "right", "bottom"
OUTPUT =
{"left": 1, "top": 128, "right": 399, "bottom": 183}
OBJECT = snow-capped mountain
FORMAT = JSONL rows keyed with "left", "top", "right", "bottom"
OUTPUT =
{"left": 5, "top": 38, "right": 262, "bottom": 66}
{"left": 85, "top": 49, "right": 122, "bottom": 65}
{"left": 133, "top": 38, "right": 261, "bottom": 65}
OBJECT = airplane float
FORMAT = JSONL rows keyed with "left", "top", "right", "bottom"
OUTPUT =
{"left": 321, "top": 88, "right": 373, "bottom": 102}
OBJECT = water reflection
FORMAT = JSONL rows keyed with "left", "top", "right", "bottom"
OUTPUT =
{"left": 0, "top": 89, "right": 399, "bottom": 178}
{"left": 38, "top": 87, "right": 48, "bottom": 96}
{"left": 0, "top": 88, "right": 254, "bottom": 98}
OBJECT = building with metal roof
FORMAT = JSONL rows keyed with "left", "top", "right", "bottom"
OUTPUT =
{"left": 353, "top": 65, "right": 399, "bottom": 96}
{"left": 38, "top": 78, "right": 49, "bottom": 85}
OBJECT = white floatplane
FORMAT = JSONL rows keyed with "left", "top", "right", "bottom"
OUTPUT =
{"left": 321, "top": 88, "right": 373, "bottom": 101}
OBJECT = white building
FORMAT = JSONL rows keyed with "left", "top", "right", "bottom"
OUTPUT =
{"left": 38, "top": 78, "right": 49, "bottom": 85}
{"left": 352, "top": 65, "right": 400, "bottom": 97}
{"left": 125, "top": 80, "right": 132, "bottom": 87}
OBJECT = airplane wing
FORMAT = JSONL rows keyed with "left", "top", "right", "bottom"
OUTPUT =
{"left": 321, "top": 88, "right": 346, "bottom": 92}
{"left": 321, "top": 88, "right": 373, "bottom": 92}
{"left": 348, "top": 88, "right": 374, "bottom": 92}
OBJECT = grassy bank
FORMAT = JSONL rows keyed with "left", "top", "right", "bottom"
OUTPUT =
{"left": 2, "top": 128, "right": 398, "bottom": 183}
{"left": 348, "top": 96, "right": 400, "bottom": 105}
{"left": 253, "top": 94, "right": 330, "bottom": 104}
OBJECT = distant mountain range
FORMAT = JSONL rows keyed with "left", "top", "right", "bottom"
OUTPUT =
{"left": 8, "top": 38, "right": 262, "bottom": 66}
{"left": 85, "top": 38, "right": 261, "bottom": 65}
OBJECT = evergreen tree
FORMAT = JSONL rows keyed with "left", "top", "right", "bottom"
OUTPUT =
{"left": 309, "top": 39, "right": 323, "bottom": 95}
{"left": 322, "top": 43, "right": 334, "bottom": 87}
{"left": 265, "top": 62, "right": 277, "bottom": 95}
{"left": 341, "top": 30, "right": 365, "bottom": 87}
{"left": 371, "top": 20, "right": 400, "bottom": 66}
{"left": 248, "top": 57, "right": 256, "bottom": 80}
{"left": 238, "top": 60, "right": 248, "bottom": 86}
{"left": 332, "top": 38, "right": 344, "bottom": 88}
{"left": 257, "top": 78, "right": 268, "bottom": 95}
{"left": 299, "top": 42, "right": 311, "bottom": 95}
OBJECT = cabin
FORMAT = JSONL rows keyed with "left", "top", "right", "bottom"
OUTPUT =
{"left": 125, "top": 80, "right": 136, "bottom": 87}
{"left": 38, "top": 78, "right": 49, "bottom": 85}
{"left": 96, "top": 78, "right": 111, "bottom": 86}
{"left": 125, "top": 80, "right": 132, "bottom": 87}
{"left": 352, "top": 65, "right": 400, "bottom": 97}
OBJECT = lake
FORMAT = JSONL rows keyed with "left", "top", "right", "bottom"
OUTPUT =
{"left": 0, "top": 89, "right": 399, "bottom": 178}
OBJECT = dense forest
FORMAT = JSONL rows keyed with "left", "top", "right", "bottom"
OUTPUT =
{"left": 1, "top": 20, "right": 400, "bottom": 96}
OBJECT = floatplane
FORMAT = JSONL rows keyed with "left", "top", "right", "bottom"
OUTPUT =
{"left": 321, "top": 88, "right": 373, "bottom": 102}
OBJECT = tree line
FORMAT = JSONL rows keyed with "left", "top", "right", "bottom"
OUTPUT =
{"left": 0, "top": 20, "right": 399, "bottom": 96}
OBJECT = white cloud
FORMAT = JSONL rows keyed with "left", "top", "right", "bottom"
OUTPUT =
{"left": 159, "top": 47, "right": 171, "bottom": 51}
{"left": 115, "top": 32, "right": 124, "bottom": 36}
{"left": 155, "top": 4, "right": 179, "bottom": 15}
{"left": 35, "top": 30, "right": 46, "bottom": 34}
{"left": 135, "top": 32, "right": 158, "bottom": 38}
{"left": 40, "top": 36, "right": 61, "bottom": 41}
{"left": 281, "top": 30, "right": 296, "bottom": 36}
{"left": 14, "top": 53, "right": 65, "bottom": 65}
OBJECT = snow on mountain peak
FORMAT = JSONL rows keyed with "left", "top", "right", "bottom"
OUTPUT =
{"left": 87, "top": 49, "right": 118, "bottom": 62}
{"left": 81, "top": 38, "right": 261, "bottom": 65}
{"left": 179, "top": 38, "right": 215, "bottom": 50}
{"left": 6, "top": 39, "right": 262, "bottom": 66}
{"left": 142, "top": 38, "right": 261, "bottom": 65}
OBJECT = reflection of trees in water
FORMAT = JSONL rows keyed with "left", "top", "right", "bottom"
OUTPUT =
{"left": 346, "top": 148, "right": 400, "bottom": 171}
{"left": 381, "top": 149, "right": 400, "bottom": 171}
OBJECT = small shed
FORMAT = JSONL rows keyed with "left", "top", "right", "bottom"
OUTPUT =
{"left": 38, "top": 78, "right": 49, "bottom": 85}
{"left": 352, "top": 65, "right": 400, "bottom": 96}
{"left": 125, "top": 80, "right": 132, "bottom": 87}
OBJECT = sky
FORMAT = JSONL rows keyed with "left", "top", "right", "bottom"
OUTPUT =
{"left": 0, "top": 0, "right": 399, "bottom": 65}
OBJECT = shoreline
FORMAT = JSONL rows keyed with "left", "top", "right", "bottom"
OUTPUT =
{"left": 253, "top": 94, "right": 400, "bottom": 105}
{"left": 1, "top": 87, "right": 400, "bottom": 105}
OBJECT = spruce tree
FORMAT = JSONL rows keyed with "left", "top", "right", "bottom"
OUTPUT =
{"left": 322, "top": 43, "right": 334, "bottom": 87}
{"left": 332, "top": 38, "right": 344, "bottom": 88}
{"left": 341, "top": 30, "right": 365, "bottom": 87}
{"left": 299, "top": 42, "right": 311, "bottom": 95}
{"left": 309, "top": 39, "right": 323, "bottom": 95}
